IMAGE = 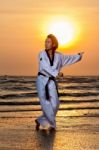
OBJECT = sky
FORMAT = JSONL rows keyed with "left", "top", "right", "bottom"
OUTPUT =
{"left": 0, "top": 0, "right": 99, "bottom": 76}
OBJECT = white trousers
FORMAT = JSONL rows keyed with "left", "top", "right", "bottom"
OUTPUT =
{"left": 36, "top": 75, "right": 60, "bottom": 129}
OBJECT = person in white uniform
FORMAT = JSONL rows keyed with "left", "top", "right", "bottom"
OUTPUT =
{"left": 35, "top": 34, "right": 84, "bottom": 131}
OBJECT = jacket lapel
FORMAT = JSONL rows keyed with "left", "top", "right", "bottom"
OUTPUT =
{"left": 45, "top": 49, "right": 55, "bottom": 66}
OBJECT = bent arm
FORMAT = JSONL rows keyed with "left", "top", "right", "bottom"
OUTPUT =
{"left": 60, "top": 53, "right": 83, "bottom": 68}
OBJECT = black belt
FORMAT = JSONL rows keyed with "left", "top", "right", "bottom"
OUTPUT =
{"left": 38, "top": 71, "right": 59, "bottom": 101}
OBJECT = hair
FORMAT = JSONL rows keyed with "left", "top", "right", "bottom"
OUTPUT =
{"left": 47, "top": 34, "right": 59, "bottom": 53}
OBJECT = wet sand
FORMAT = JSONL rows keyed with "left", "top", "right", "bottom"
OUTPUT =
{"left": 0, "top": 111, "right": 99, "bottom": 150}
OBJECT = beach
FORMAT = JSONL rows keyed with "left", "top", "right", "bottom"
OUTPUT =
{"left": 0, "top": 75, "right": 99, "bottom": 150}
{"left": 0, "top": 111, "right": 99, "bottom": 150}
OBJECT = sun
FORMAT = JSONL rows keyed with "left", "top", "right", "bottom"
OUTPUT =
{"left": 47, "top": 21, "right": 76, "bottom": 46}
{"left": 40, "top": 17, "right": 81, "bottom": 47}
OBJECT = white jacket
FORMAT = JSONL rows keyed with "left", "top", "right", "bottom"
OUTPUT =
{"left": 38, "top": 49, "right": 82, "bottom": 78}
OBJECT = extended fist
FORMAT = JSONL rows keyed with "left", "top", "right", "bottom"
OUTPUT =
{"left": 57, "top": 72, "right": 63, "bottom": 77}
{"left": 78, "top": 51, "right": 84, "bottom": 55}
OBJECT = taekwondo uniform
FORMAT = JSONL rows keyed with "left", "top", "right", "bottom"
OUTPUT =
{"left": 36, "top": 49, "right": 83, "bottom": 129}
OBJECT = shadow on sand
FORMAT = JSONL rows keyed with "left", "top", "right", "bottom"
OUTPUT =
{"left": 34, "top": 128, "right": 56, "bottom": 150}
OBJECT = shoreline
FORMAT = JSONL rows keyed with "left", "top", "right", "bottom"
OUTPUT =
{"left": 0, "top": 111, "right": 99, "bottom": 150}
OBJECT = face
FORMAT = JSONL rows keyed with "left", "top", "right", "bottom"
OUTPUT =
{"left": 45, "top": 37, "right": 53, "bottom": 51}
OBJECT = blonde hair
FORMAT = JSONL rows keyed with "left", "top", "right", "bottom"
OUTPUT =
{"left": 47, "top": 34, "right": 59, "bottom": 52}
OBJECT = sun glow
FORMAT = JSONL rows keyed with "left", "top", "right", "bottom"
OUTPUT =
{"left": 48, "top": 22, "right": 75, "bottom": 45}
{"left": 41, "top": 17, "right": 81, "bottom": 47}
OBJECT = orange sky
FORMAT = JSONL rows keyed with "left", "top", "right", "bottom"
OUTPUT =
{"left": 0, "top": 0, "right": 99, "bottom": 76}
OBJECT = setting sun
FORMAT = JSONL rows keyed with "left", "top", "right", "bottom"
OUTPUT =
{"left": 48, "top": 21, "right": 75, "bottom": 45}
{"left": 41, "top": 17, "right": 81, "bottom": 47}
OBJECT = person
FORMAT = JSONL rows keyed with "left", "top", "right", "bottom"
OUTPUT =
{"left": 35, "top": 34, "right": 84, "bottom": 131}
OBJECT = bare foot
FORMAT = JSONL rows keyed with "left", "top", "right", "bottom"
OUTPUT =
{"left": 35, "top": 119, "right": 40, "bottom": 131}
{"left": 49, "top": 127, "right": 56, "bottom": 132}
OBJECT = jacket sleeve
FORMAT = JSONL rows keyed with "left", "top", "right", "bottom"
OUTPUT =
{"left": 60, "top": 53, "right": 83, "bottom": 68}
{"left": 38, "top": 52, "right": 59, "bottom": 77}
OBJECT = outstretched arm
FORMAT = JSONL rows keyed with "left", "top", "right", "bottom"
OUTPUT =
{"left": 60, "top": 52, "right": 84, "bottom": 68}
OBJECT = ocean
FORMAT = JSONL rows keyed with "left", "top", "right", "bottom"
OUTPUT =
{"left": 0, "top": 75, "right": 99, "bottom": 117}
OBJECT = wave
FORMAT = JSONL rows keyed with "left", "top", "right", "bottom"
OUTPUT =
{"left": 0, "top": 79, "right": 36, "bottom": 84}
{"left": 1, "top": 86, "right": 33, "bottom": 91}
{"left": 0, "top": 75, "right": 99, "bottom": 84}
{"left": 59, "top": 92, "right": 99, "bottom": 97}
{"left": 0, "top": 107, "right": 99, "bottom": 113}
{"left": 0, "top": 99, "right": 99, "bottom": 105}
{"left": 0, "top": 91, "right": 99, "bottom": 99}
{"left": 59, "top": 85, "right": 99, "bottom": 89}
{"left": 0, "top": 101, "right": 39, "bottom": 105}
{"left": 0, "top": 92, "right": 37, "bottom": 99}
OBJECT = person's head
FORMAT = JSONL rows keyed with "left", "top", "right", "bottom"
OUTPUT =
{"left": 45, "top": 34, "right": 59, "bottom": 53}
